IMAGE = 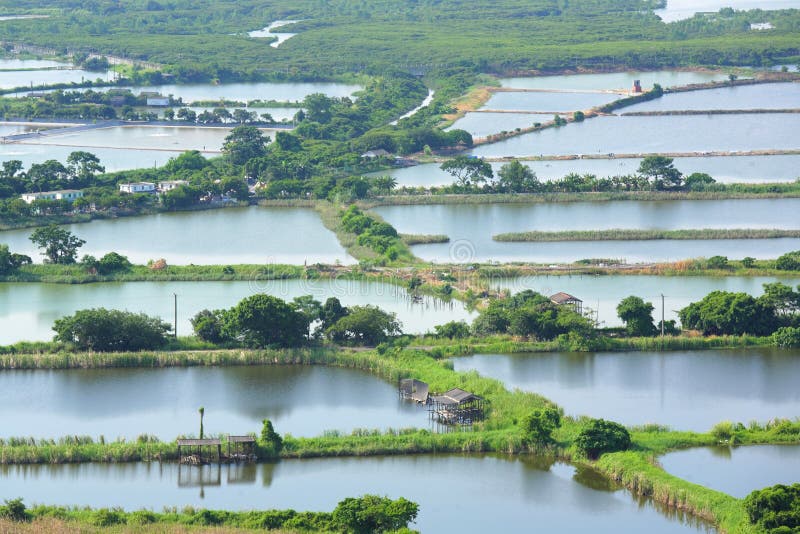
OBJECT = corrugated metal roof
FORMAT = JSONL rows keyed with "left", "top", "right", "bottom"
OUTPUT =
{"left": 177, "top": 438, "right": 221, "bottom": 446}
{"left": 550, "top": 292, "right": 582, "bottom": 304}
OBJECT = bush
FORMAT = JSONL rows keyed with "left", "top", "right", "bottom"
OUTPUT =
{"left": 91, "top": 508, "right": 125, "bottom": 527}
{"left": 97, "top": 252, "right": 132, "bottom": 274}
{"left": 773, "top": 327, "right": 800, "bottom": 348}
{"left": 433, "top": 321, "right": 471, "bottom": 339}
{"left": 523, "top": 406, "right": 562, "bottom": 445}
{"left": 260, "top": 419, "right": 283, "bottom": 456}
{"left": 128, "top": 510, "right": 157, "bottom": 525}
{"left": 711, "top": 420, "right": 735, "bottom": 442}
{"left": 53, "top": 308, "right": 172, "bottom": 351}
{"left": 574, "top": 419, "right": 631, "bottom": 459}
{"left": 0, "top": 498, "right": 28, "bottom": 522}
{"left": 332, "top": 495, "right": 419, "bottom": 534}
{"left": 744, "top": 483, "right": 800, "bottom": 532}
{"left": 776, "top": 251, "right": 800, "bottom": 271}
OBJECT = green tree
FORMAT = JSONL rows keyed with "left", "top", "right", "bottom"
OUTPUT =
{"left": 616, "top": 296, "right": 657, "bottom": 337}
{"left": 574, "top": 419, "right": 631, "bottom": 459}
{"left": 97, "top": 252, "right": 132, "bottom": 274}
{"left": 0, "top": 498, "right": 28, "bottom": 522}
{"left": 497, "top": 159, "right": 539, "bottom": 193}
{"left": 223, "top": 294, "right": 308, "bottom": 348}
{"left": 190, "top": 309, "right": 229, "bottom": 343}
{"left": 320, "top": 297, "right": 348, "bottom": 330}
{"left": 260, "top": 418, "right": 283, "bottom": 456}
{"left": 53, "top": 308, "right": 171, "bottom": 351}
{"left": 638, "top": 155, "right": 683, "bottom": 190}
{"left": 434, "top": 320, "right": 471, "bottom": 339}
{"left": 744, "top": 483, "right": 800, "bottom": 532}
{"left": 523, "top": 406, "right": 562, "bottom": 445}
{"left": 66, "top": 151, "right": 104, "bottom": 187}
{"left": 326, "top": 305, "right": 401, "bottom": 345}
{"left": 679, "top": 291, "right": 777, "bottom": 336}
{"left": 440, "top": 155, "right": 494, "bottom": 188}
{"left": 684, "top": 172, "right": 716, "bottom": 191}
{"left": 0, "top": 244, "right": 31, "bottom": 274}
{"left": 775, "top": 251, "right": 800, "bottom": 271}
{"left": 772, "top": 327, "right": 800, "bottom": 348}
{"left": 332, "top": 495, "right": 419, "bottom": 534}
{"left": 222, "top": 125, "right": 269, "bottom": 166}
{"left": 29, "top": 224, "right": 86, "bottom": 264}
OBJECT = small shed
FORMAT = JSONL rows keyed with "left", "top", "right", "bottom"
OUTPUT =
{"left": 399, "top": 378, "right": 429, "bottom": 404}
{"left": 429, "top": 388, "right": 485, "bottom": 425}
{"left": 227, "top": 435, "right": 257, "bottom": 461}
{"left": 549, "top": 292, "right": 583, "bottom": 315}
{"left": 177, "top": 438, "right": 222, "bottom": 464}
{"left": 361, "top": 149, "right": 391, "bottom": 159}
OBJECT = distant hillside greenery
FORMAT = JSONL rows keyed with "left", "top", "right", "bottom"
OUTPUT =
{"left": 1, "top": 0, "right": 799, "bottom": 80}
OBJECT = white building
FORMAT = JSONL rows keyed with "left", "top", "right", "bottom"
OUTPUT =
{"left": 146, "top": 97, "right": 170, "bottom": 107}
{"left": 119, "top": 182, "right": 156, "bottom": 194}
{"left": 157, "top": 180, "right": 189, "bottom": 192}
{"left": 21, "top": 189, "right": 84, "bottom": 204}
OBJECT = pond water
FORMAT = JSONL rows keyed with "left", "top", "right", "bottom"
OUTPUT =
{"left": 0, "top": 279, "right": 474, "bottom": 344}
{"left": 655, "top": 0, "right": 798, "bottom": 23}
{"left": 0, "top": 58, "right": 67, "bottom": 69}
{"left": 624, "top": 82, "right": 800, "bottom": 112}
{"left": 499, "top": 71, "right": 731, "bottom": 91}
{"left": 372, "top": 154, "right": 800, "bottom": 188}
{"left": 448, "top": 112, "right": 552, "bottom": 138}
{"left": 0, "top": 207, "right": 353, "bottom": 265}
{"left": 25, "top": 125, "right": 254, "bottom": 152}
{"left": 0, "top": 365, "right": 424, "bottom": 439}
{"left": 0, "top": 143, "right": 185, "bottom": 172}
{"left": 488, "top": 274, "right": 800, "bottom": 328}
{"left": 0, "top": 123, "right": 37, "bottom": 137}
{"left": 660, "top": 445, "right": 800, "bottom": 498}
{"left": 31, "top": 81, "right": 361, "bottom": 104}
{"left": 373, "top": 200, "right": 800, "bottom": 263}
{"left": 0, "top": 67, "right": 116, "bottom": 90}
{"left": 0, "top": 455, "right": 711, "bottom": 533}
{"left": 453, "top": 348, "right": 800, "bottom": 432}
{"left": 470, "top": 114, "right": 800, "bottom": 157}
{"left": 483, "top": 91, "right": 619, "bottom": 113}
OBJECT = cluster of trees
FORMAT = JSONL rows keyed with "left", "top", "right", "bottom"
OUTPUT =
{"left": 679, "top": 282, "right": 800, "bottom": 337}
{"left": 191, "top": 294, "right": 401, "bottom": 348}
{"left": 744, "top": 483, "right": 800, "bottom": 533}
{"left": 471, "top": 290, "right": 594, "bottom": 341}
{"left": 438, "top": 156, "right": 720, "bottom": 194}
{"left": 0, "top": 153, "right": 105, "bottom": 198}
{"left": 53, "top": 308, "right": 172, "bottom": 351}
{"left": 0, "top": 244, "right": 31, "bottom": 274}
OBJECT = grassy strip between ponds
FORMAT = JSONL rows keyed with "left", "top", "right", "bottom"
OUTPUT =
{"left": 493, "top": 228, "right": 800, "bottom": 242}
{"left": 0, "top": 345, "right": 798, "bottom": 533}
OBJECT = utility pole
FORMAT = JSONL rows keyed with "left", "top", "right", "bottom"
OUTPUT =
{"left": 173, "top": 293, "right": 178, "bottom": 338}
{"left": 660, "top": 293, "right": 665, "bottom": 338}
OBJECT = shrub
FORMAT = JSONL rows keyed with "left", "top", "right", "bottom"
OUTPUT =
{"left": 744, "top": 483, "right": 800, "bottom": 532}
{"left": 772, "top": 327, "right": 800, "bottom": 348}
{"left": 128, "top": 510, "right": 157, "bottom": 525}
{"left": 91, "top": 508, "right": 125, "bottom": 527}
{"left": 776, "top": 251, "right": 800, "bottom": 271}
{"left": 523, "top": 406, "right": 562, "bottom": 445}
{"left": 260, "top": 419, "right": 283, "bottom": 456}
{"left": 574, "top": 419, "right": 631, "bottom": 459}
{"left": 0, "top": 498, "right": 28, "bottom": 522}
{"left": 433, "top": 321, "right": 471, "bottom": 339}
{"left": 97, "top": 252, "right": 132, "bottom": 274}
{"left": 711, "top": 420, "right": 735, "bottom": 442}
{"left": 332, "top": 495, "right": 419, "bottom": 534}
{"left": 53, "top": 308, "right": 171, "bottom": 351}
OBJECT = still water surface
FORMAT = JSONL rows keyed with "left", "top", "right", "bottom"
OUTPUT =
{"left": 0, "top": 366, "right": 422, "bottom": 439}
{"left": 0, "top": 279, "right": 474, "bottom": 343}
{"left": 470, "top": 114, "right": 800, "bottom": 157}
{"left": 499, "top": 71, "right": 730, "bottom": 90}
{"left": 453, "top": 348, "right": 800, "bottom": 431}
{"left": 660, "top": 445, "right": 800, "bottom": 498}
{"left": 0, "top": 455, "right": 711, "bottom": 533}
{"left": 624, "top": 82, "right": 800, "bottom": 112}
{"left": 655, "top": 0, "right": 797, "bottom": 23}
{"left": 0, "top": 143, "right": 184, "bottom": 171}
{"left": 0, "top": 207, "right": 353, "bottom": 265}
{"left": 373, "top": 155, "right": 800, "bottom": 187}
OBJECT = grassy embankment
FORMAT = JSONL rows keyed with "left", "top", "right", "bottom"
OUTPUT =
{"left": 0, "top": 345, "right": 798, "bottom": 533}
{"left": 494, "top": 228, "right": 800, "bottom": 242}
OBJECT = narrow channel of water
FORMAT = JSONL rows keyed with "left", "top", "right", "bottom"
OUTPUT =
{"left": 453, "top": 348, "right": 800, "bottom": 432}
{"left": 0, "top": 279, "right": 474, "bottom": 344}
{"left": 0, "top": 206, "right": 353, "bottom": 265}
{"left": 660, "top": 445, "right": 800, "bottom": 498}
{"left": 0, "top": 455, "right": 712, "bottom": 533}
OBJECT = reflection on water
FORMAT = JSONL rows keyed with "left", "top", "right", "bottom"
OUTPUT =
{"left": 0, "top": 455, "right": 712, "bottom": 533}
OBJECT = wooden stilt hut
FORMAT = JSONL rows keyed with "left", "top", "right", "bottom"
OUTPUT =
{"left": 399, "top": 378, "right": 430, "bottom": 404}
{"left": 177, "top": 438, "right": 222, "bottom": 465}
{"left": 227, "top": 435, "right": 257, "bottom": 462}
{"left": 429, "top": 388, "right": 485, "bottom": 425}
